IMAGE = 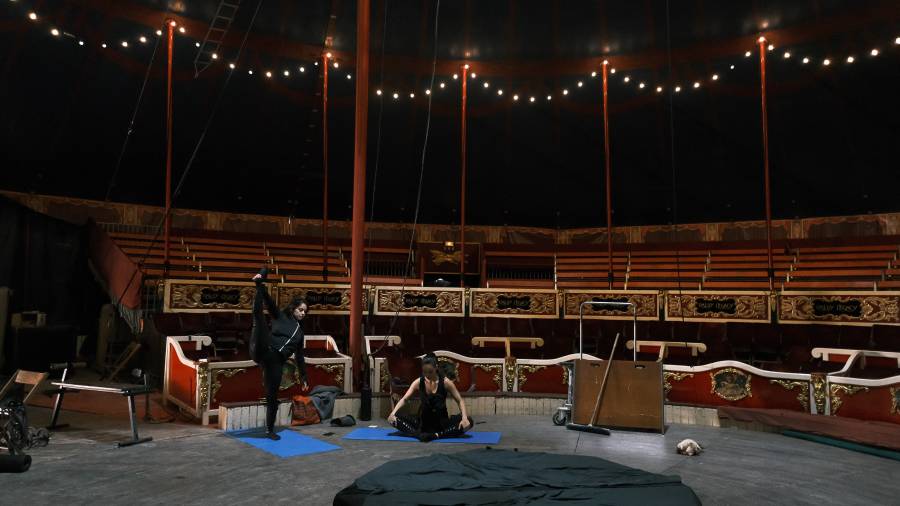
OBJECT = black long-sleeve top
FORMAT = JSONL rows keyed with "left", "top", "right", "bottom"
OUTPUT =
{"left": 254, "top": 275, "right": 307, "bottom": 381}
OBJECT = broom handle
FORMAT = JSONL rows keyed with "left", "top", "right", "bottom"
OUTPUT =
{"left": 589, "top": 332, "right": 620, "bottom": 426}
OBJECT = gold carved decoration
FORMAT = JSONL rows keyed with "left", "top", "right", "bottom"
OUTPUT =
{"left": 169, "top": 283, "right": 256, "bottom": 311}
{"left": 211, "top": 367, "right": 247, "bottom": 402}
{"left": 279, "top": 285, "right": 365, "bottom": 313}
{"left": 770, "top": 379, "right": 810, "bottom": 412}
{"left": 437, "top": 357, "right": 460, "bottom": 382}
{"left": 379, "top": 362, "right": 391, "bottom": 391}
{"left": 810, "top": 374, "right": 827, "bottom": 415}
{"left": 829, "top": 384, "right": 868, "bottom": 415}
{"left": 279, "top": 359, "right": 304, "bottom": 391}
{"left": 197, "top": 361, "right": 210, "bottom": 409}
{"left": 668, "top": 293, "right": 769, "bottom": 322}
{"left": 472, "top": 364, "right": 503, "bottom": 391}
{"left": 313, "top": 364, "right": 345, "bottom": 388}
{"left": 516, "top": 365, "right": 547, "bottom": 390}
{"left": 709, "top": 368, "right": 752, "bottom": 401}
{"left": 564, "top": 292, "right": 658, "bottom": 320}
{"left": 779, "top": 294, "right": 900, "bottom": 325}
{"left": 664, "top": 372, "right": 694, "bottom": 400}
{"left": 890, "top": 387, "right": 900, "bottom": 416}
{"left": 472, "top": 290, "right": 558, "bottom": 317}
{"left": 430, "top": 249, "right": 461, "bottom": 266}
{"left": 376, "top": 288, "right": 464, "bottom": 315}
{"left": 504, "top": 357, "right": 516, "bottom": 392}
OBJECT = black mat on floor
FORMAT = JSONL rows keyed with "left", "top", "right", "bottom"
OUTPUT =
{"left": 333, "top": 448, "right": 701, "bottom": 505}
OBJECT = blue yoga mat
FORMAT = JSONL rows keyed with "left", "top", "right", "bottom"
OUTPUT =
{"left": 343, "top": 427, "right": 502, "bottom": 444}
{"left": 229, "top": 429, "right": 341, "bottom": 458}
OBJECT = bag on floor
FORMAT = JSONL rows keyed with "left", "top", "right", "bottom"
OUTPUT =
{"left": 291, "top": 395, "right": 320, "bottom": 426}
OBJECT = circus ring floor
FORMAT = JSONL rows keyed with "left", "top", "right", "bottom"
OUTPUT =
{"left": 2, "top": 405, "right": 897, "bottom": 505}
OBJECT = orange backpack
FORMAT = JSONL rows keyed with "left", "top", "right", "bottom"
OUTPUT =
{"left": 291, "top": 395, "right": 321, "bottom": 426}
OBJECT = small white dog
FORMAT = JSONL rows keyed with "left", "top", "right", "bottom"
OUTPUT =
{"left": 676, "top": 438, "right": 703, "bottom": 456}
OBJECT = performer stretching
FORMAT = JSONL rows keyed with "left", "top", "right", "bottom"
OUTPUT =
{"left": 251, "top": 267, "right": 308, "bottom": 440}
{"left": 387, "top": 353, "right": 473, "bottom": 442}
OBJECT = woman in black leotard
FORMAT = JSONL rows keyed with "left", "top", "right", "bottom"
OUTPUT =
{"left": 387, "top": 353, "right": 473, "bottom": 442}
{"left": 250, "top": 267, "right": 308, "bottom": 440}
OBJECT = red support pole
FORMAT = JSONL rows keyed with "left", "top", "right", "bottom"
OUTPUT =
{"left": 164, "top": 20, "right": 175, "bottom": 272}
{"left": 349, "top": 0, "right": 370, "bottom": 391}
{"left": 322, "top": 53, "right": 330, "bottom": 282}
{"left": 602, "top": 62, "right": 613, "bottom": 289}
{"left": 759, "top": 37, "right": 774, "bottom": 290}
{"left": 460, "top": 64, "right": 468, "bottom": 288}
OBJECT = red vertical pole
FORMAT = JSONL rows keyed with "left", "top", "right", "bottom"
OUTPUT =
{"left": 349, "top": 0, "right": 370, "bottom": 390}
{"left": 322, "top": 54, "right": 330, "bottom": 282}
{"left": 602, "top": 61, "right": 613, "bottom": 289}
{"left": 759, "top": 37, "right": 774, "bottom": 290}
{"left": 164, "top": 20, "right": 175, "bottom": 272}
{"left": 460, "top": 64, "right": 468, "bottom": 287}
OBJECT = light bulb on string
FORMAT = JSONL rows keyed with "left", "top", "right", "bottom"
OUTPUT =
{"left": 870, "top": 48, "right": 879, "bottom": 56}
{"left": 783, "top": 51, "right": 791, "bottom": 59}
{"left": 463, "top": 64, "right": 470, "bottom": 69}
{"left": 577, "top": 81, "right": 583, "bottom": 87}
{"left": 326, "top": 52, "right": 333, "bottom": 58}
{"left": 299, "top": 66, "right": 305, "bottom": 72}
{"left": 228, "top": 63, "right": 235, "bottom": 69}
{"left": 212, "top": 53, "right": 219, "bottom": 60}
{"left": 638, "top": 82, "right": 645, "bottom": 89}
{"left": 656, "top": 86, "right": 663, "bottom": 93}
{"left": 546, "top": 95, "right": 552, "bottom": 101}
{"left": 283, "top": 70, "right": 289, "bottom": 76}
{"left": 51, "top": 28, "right": 60, "bottom": 37}
{"left": 802, "top": 57, "right": 810, "bottom": 64}
{"left": 675, "top": 85, "right": 682, "bottom": 93}
{"left": 314, "top": 61, "right": 318, "bottom": 66}
{"left": 470, "top": 72, "right": 477, "bottom": 79}
{"left": 333, "top": 62, "right": 339, "bottom": 68}
{"left": 591, "top": 71, "right": 597, "bottom": 77}
{"left": 78, "top": 40, "right": 84, "bottom": 46}
{"left": 440, "top": 82, "right": 446, "bottom": 88}
{"left": 497, "top": 89, "right": 503, "bottom": 96}
{"left": 139, "top": 36, "right": 147, "bottom": 43}
{"left": 729, "top": 64, "right": 735, "bottom": 69}
{"left": 846, "top": 56, "right": 855, "bottom": 63}
{"left": 529, "top": 96, "right": 535, "bottom": 102}
{"left": 409, "top": 92, "right": 415, "bottom": 98}
{"left": 563, "top": 89, "right": 569, "bottom": 95}
{"left": 156, "top": 30, "right": 162, "bottom": 36}
{"left": 767, "top": 44, "right": 774, "bottom": 51}
{"left": 693, "top": 82, "right": 700, "bottom": 89}
{"left": 452, "top": 73, "right": 458, "bottom": 80}
{"left": 623, "top": 76, "right": 630, "bottom": 83}
{"left": 483, "top": 82, "right": 489, "bottom": 88}
{"left": 513, "top": 94, "right": 519, "bottom": 101}
{"left": 248, "top": 70, "right": 254, "bottom": 75}
{"left": 392, "top": 92, "right": 399, "bottom": 99}
{"left": 195, "top": 42, "right": 200, "bottom": 48}
{"left": 610, "top": 68, "right": 616, "bottom": 74}
{"left": 823, "top": 58, "right": 831, "bottom": 66}
{"left": 101, "top": 43, "right": 107, "bottom": 48}
{"left": 425, "top": 89, "right": 430, "bottom": 95}
{"left": 376, "top": 89, "right": 382, "bottom": 95}
{"left": 121, "top": 41, "right": 128, "bottom": 47}
{"left": 28, "top": 12, "right": 37, "bottom": 21}
{"left": 178, "top": 26, "right": 186, "bottom": 34}
{"left": 712, "top": 74, "right": 719, "bottom": 81}
{"left": 895, "top": 37, "right": 900, "bottom": 45}
{"left": 346, "top": 74, "right": 352, "bottom": 79}
{"left": 265, "top": 71, "right": 272, "bottom": 78}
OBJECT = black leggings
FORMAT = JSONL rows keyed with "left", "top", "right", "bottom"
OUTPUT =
{"left": 251, "top": 312, "right": 283, "bottom": 432}
{"left": 392, "top": 414, "right": 475, "bottom": 440}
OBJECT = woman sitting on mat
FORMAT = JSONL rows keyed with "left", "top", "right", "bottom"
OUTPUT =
{"left": 387, "top": 353, "right": 473, "bottom": 442}
{"left": 251, "top": 267, "right": 308, "bottom": 440}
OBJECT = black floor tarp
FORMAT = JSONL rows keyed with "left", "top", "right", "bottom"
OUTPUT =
{"left": 333, "top": 448, "right": 701, "bottom": 505}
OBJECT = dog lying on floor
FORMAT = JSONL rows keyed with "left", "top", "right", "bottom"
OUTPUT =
{"left": 676, "top": 438, "right": 703, "bottom": 456}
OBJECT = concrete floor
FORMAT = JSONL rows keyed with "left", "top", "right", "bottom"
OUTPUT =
{"left": 2, "top": 406, "right": 898, "bottom": 505}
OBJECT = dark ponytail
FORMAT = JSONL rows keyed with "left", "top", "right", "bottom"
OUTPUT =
{"left": 282, "top": 296, "right": 307, "bottom": 318}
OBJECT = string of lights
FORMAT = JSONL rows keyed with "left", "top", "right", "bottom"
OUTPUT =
{"left": 9, "top": 3, "right": 900, "bottom": 106}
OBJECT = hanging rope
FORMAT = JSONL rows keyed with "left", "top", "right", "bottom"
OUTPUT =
{"left": 665, "top": 0, "right": 686, "bottom": 323}
{"left": 112, "top": 0, "right": 264, "bottom": 309}
{"left": 368, "top": 0, "right": 443, "bottom": 358}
